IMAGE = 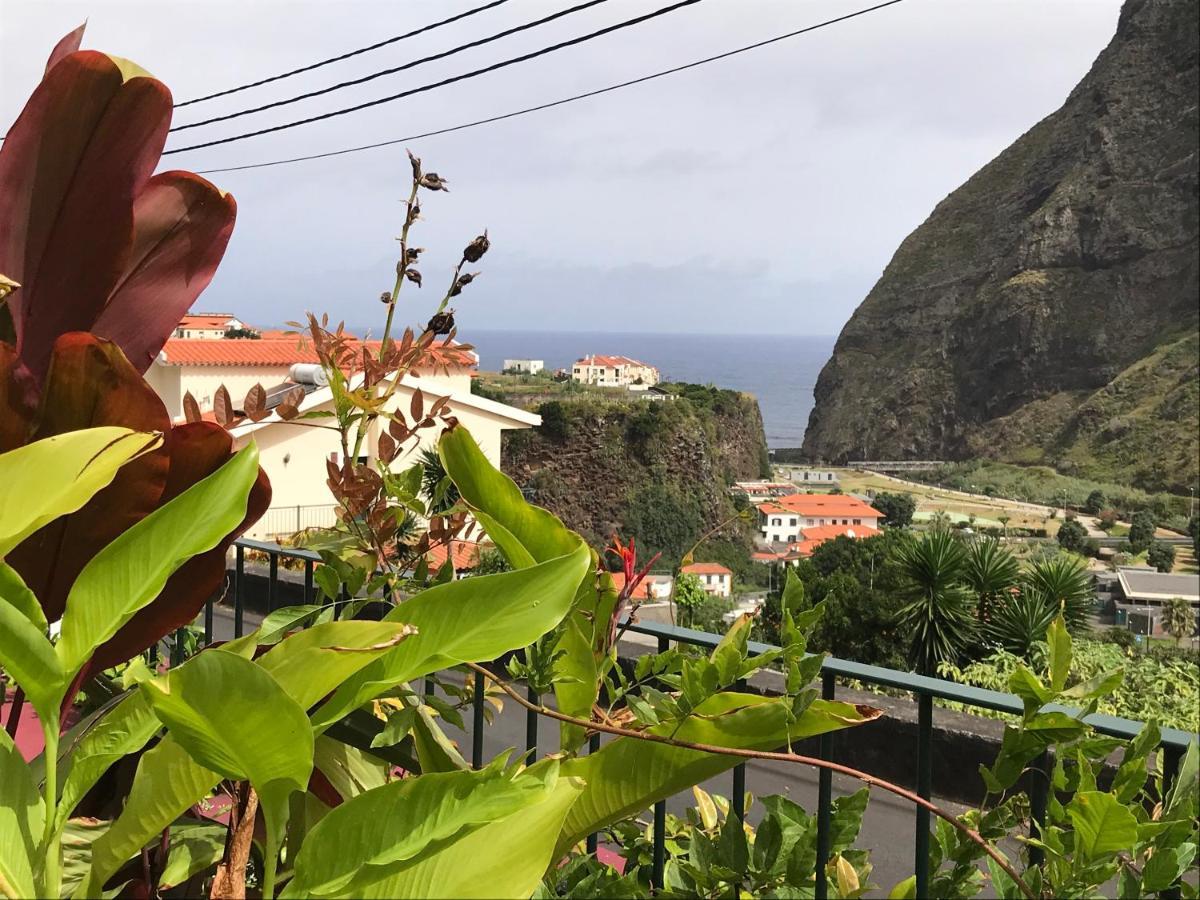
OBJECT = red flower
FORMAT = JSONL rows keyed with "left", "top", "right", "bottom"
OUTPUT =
{"left": 605, "top": 534, "right": 661, "bottom": 648}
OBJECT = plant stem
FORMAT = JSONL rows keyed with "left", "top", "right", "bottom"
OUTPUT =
{"left": 466, "top": 662, "right": 1037, "bottom": 900}
{"left": 40, "top": 716, "right": 61, "bottom": 899}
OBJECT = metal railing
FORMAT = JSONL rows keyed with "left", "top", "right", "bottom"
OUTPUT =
{"left": 180, "top": 538, "right": 1194, "bottom": 898}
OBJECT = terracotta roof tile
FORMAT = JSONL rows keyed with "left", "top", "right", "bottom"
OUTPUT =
{"left": 681, "top": 562, "right": 732, "bottom": 576}
{"left": 158, "top": 337, "right": 475, "bottom": 369}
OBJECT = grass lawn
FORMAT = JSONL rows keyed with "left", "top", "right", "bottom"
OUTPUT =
{"left": 810, "top": 468, "right": 1059, "bottom": 533}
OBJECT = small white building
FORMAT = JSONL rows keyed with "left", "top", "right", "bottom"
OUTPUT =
{"left": 681, "top": 562, "right": 733, "bottom": 598}
{"left": 173, "top": 312, "right": 245, "bottom": 340}
{"left": 571, "top": 354, "right": 659, "bottom": 387}
{"left": 785, "top": 468, "right": 840, "bottom": 485}
{"left": 503, "top": 358, "right": 544, "bottom": 375}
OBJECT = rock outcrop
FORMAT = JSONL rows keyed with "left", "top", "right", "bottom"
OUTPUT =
{"left": 802, "top": 0, "right": 1198, "bottom": 493}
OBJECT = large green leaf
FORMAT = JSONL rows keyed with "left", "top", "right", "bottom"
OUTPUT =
{"left": 353, "top": 769, "right": 584, "bottom": 899}
{"left": 556, "top": 693, "right": 880, "bottom": 854}
{"left": 0, "top": 427, "right": 159, "bottom": 557}
{"left": 0, "top": 729, "right": 44, "bottom": 900}
{"left": 141, "top": 649, "right": 313, "bottom": 874}
{"left": 311, "top": 541, "right": 591, "bottom": 730}
{"left": 0, "top": 562, "right": 63, "bottom": 721}
{"left": 157, "top": 821, "right": 227, "bottom": 891}
{"left": 55, "top": 443, "right": 259, "bottom": 676}
{"left": 1066, "top": 791, "right": 1139, "bottom": 860}
{"left": 1045, "top": 615, "right": 1071, "bottom": 693}
{"left": 284, "top": 761, "right": 563, "bottom": 898}
{"left": 438, "top": 425, "right": 578, "bottom": 566}
{"left": 76, "top": 738, "right": 219, "bottom": 899}
{"left": 54, "top": 690, "right": 161, "bottom": 833}
{"left": 254, "top": 620, "right": 418, "bottom": 710}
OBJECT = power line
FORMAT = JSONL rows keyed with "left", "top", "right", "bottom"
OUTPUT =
{"left": 162, "top": 0, "right": 705, "bottom": 156}
{"left": 189, "top": 0, "right": 905, "bottom": 175}
{"left": 175, "top": 0, "right": 514, "bottom": 108}
{"left": 172, "top": 0, "right": 617, "bottom": 131}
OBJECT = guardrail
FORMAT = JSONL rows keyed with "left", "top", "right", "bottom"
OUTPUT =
{"left": 177, "top": 538, "right": 1193, "bottom": 898}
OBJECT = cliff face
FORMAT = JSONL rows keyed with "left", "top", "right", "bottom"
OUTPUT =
{"left": 501, "top": 389, "right": 770, "bottom": 560}
{"left": 802, "top": 0, "right": 1199, "bottom": 492}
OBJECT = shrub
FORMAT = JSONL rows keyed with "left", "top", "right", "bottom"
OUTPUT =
{"left": 1055, "top": 517, "right": 1089, "bottom": 553}
{"left": 1147, "top": 542, "right": 1177, "bottom": 573}
{"left": 1129, "top": 509, "right": 1157, "bottom": 553}
{"left": 873, "top": 491, "right": 917, "bottom": 528}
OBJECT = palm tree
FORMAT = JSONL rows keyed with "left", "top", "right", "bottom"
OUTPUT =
{"left": 997, "top": 514, "right": 1011, "bottom": 538}
{"left": 419, "top": 446, "right": 460, "bottom": 515}
{"left": 987, "top": 590, "right": 1058, "bottom": 658}
{"left": 1162, "top": 596, "right": 1196, "bottom": 647}
{"left": 1023, "top": 554, "right": 1093, "bottom": 632}
{"left": 963, "top": 538, "right": 1020, "bottom": 628}
{"left": 895, "top": 530, "right": 975, "bottom": 674}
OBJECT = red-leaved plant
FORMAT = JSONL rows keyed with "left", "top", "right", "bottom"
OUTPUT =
{"left": 0, "top": 27, "right": 269, "bottom": 686}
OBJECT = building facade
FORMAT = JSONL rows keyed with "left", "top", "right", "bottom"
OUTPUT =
{"left": 571, "top": 354, "right": 660, "bottom": 387}
{"left": 755, "top": 494, "right": 883, "bottom": 544}
{"left": 681, "top": 562, "right": 733, "bottom": 597}
{"left": 503, "top": 358, "right": 544, "bottom": 375}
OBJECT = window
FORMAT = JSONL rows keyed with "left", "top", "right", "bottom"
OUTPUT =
{"left": 853, "top": 518, "right": 861, "bottom": 525}
{"left": 771, "top": 517, "right": 781, "bottom": 526}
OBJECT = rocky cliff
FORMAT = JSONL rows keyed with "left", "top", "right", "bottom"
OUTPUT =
{"left": 802, "top": 0, "right": 1198, "bottom": 493}
{"left": 500, "top": 386, "right": 770, "bottom": 563}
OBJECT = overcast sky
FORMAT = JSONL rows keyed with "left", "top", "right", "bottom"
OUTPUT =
{"left": 2, "top": 0, "right": 1123, "bottom": 336}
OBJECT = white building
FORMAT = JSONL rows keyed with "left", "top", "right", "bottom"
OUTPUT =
{"left": 681, "top": 562, "right": 733, "bottom": 598}
{"left": 173, "top": 312, "right": 245, "bottom": 339}
{"left": 784, "top": 468, "right": 840, "bottom": 485}
{"left": 503, "top": 358, "right": 544, "bottom": 375}
{"left": 571, "top": 354, "right": 659, "bottom": 387}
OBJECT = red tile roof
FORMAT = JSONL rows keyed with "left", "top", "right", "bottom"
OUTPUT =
{"left": 793, "top": 524, "right": 880, "bottom": 557}
{"left": 574, "top": 354, "right": 655, "bottom": 369}
{"left": 177, "top": 313, "right": 239, "bottom": 330}
{"left": 610, "top": 571, "right": 656, "bottom": 600}
{"left": 158, "top": 337, "right": 475, "bottom": 369}
{"left": 426, "top": 540, "right": 483, "bottom": 571}
{"left": 681, "top": 562, "right": 732, "bottom": 577}
{"left": 757, "top": 494, "right": 882, "bottom": 519}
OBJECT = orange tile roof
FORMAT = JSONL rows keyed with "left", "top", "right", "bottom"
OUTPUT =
{"left": 793, "top": 523, "right": 880, "bottom": 557}
{"left": 758, "top": 494, "right": 882, "bottom": 519}
{"left": 158, "top": 337, "right": 475, "bottom": 369}
{"left": 681, "top": 562, "right": 732, "bottom": 576}
{"left": 574, "top": 354, "right": 655, "bottom": 369}
{"left": 426, "top": 540, "right": 482, "bottom": 571}
{"left": 178, "top": 313, "right": 239, "bottom": 330}
{"left": 610, "top": 571, "right": 656, "bottom": 600}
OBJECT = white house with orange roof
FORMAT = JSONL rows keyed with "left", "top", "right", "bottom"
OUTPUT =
{"left": 571, "top": 354, "right": 659, "bottom": 387}
{"left": 681, "top": 562, "right": 733, "bottom": 598}
{"left": 755, "top": 493, "right": 882, "bottom": 544}
{"left": 148, "top": 313, "right": 533, "bottom": 540}
{"left": 173, "top": 312, "right": 246, "bottom": 339}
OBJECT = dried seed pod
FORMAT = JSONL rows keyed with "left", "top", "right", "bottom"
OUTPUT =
{"left": 419, "top": 172, "right": 449, "bottom": 192}
{"left": 379, "top": 291, "right": 392, "bottom": 303}
{"left": 405, "top": 247, "right": 424, "bottom": 264}
{"left": 424, "top": 309, "right": 455, "bottom": 336}
{"left": 406, "top": 149, "right": 421, "bottom": 179}
{"left": 462, "top": 231, "right": 489, "bottom": 263}
{"left": 449, "top": 272, "right": 477, "bottom": 297}
{"left": 404, "top": 269, "right": 423, "bottom": 287}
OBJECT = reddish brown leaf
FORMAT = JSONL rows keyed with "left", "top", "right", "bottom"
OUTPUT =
{"left": 44, "top": 23, "right": 86, "bottom": 76}
{"left": 213, "top": 385, "right": 233, "bottom": 427}
{"left": 409, "top": 388, "right": 424, "bottom": 421}
{"left": 6, "top": 334, "right": 170, "bottom": 622}
{"left": 243, "top": 383, "right": 267, "bottom": 422}
{"left": 182, "top": 391, "right": 201, "bottom": 423}
{"left": 0, "top": 342, "right": 37, "bottom": 451}
{"left": 92, "top": 172, "right": 237, "bottom": 373}
{"left": 378, "top": 431, "right": 397, "bottom": 463}
{"left": 0, "top": 51, "right": 171, "bottom": 382}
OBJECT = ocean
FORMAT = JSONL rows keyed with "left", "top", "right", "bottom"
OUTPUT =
{"left": 461, "top": 330, "right": 837, "bottom": 449}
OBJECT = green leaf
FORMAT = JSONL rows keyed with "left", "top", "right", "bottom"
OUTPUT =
{"left": 350, "top": 771, "right": 584, "bottom": 899}
{"left": 254, "top": 620, "right": 419, "bottom": 710}
{"left": 313, "top": 735, "right": 390, "bottom": 801}
{"left": 556, "top": 693, "right": 879, "bottom": 854}
{"left": 311, "top": 541, "right": 591, "bottom": 731}
{"left": 157, "top": 822, "right": 226, "bottom": 890}
{"left": 54, "top": 690, "right": 160, "bottom": 833}
{"left": 1061, "top": 668, "right": 1124, "bottom": 701}
{"left": 285, "top": 762, "right": 564, "bottom": 898}
{"left": 0, "top": 562, "right": 64, "bottom": 722}
{"left": 0, "top": 427, "right": 159, "bottom": 557}
{"left": 438, "top": 426, "right": 578, "bottom": 566}
{"left": 829, "top": 788, "right": 869, "bottom": 852}
{"left": 888, "top": 875, "right": 917, "bottom": 899}
{"left": 1045, "top": 615, "right": 1071, "bottom": 693}
{"left": 1167, "top": 740, "right": 1198, "bottom": 816}
{"left": 781, "top": 568, "right": 807, "bottom": 615}
{"left": 717, "top": 813, "right": 749, "bottom": 876}
{"left": 78, "top": 738, "right": 219, "bottom": 899}
{"left": 0, "top": 729, "right": 43, "bottom": 900}
{"left": 1066, "top": 791, "right": 1139, "bottom": 861}
{"left": 256, "top": 604, "right": 335, "bottom": 644}
{"left": 409, "top": 705, "right": 471, "bottom": 773}
{"left": 751, "top": 812, "right": 783, "bottom": 874}
{"left": 370, "top": 707, "right": 417, "bottom": 748}
{"left": 55, "top": 444, "right": 260, "bottom": 676}
{"left": 1007, "top": 664, "right": 1052, "bottom": 716}
{"left": 141, "top": 649, "right": 313, "bottom": 873}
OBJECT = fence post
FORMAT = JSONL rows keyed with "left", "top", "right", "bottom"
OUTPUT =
{"left": 915, "top": 692, "right": 933, "bottom": 898}
{"left": 267, "top": 551, "right": 279, "bottom": 613}
{"left": 585, "top": 732, "right": 601, "bottom": 855}
{"left": 472, "top": 665, "right": 486, "bottom": 769}
{"left": 296, "top": 504, "right": 301, "bottom": 533}
{"left": 652, "top": 635, "right": 670, "bottom": 890}
{"left": 234, "top": 543, "right": 245, "bottom": 638}
{"left": 1162, "top": 744, "right": 1184, "bottom": 900}
{"left": 815, "top": 670, "right": 837, "bottom": 900}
